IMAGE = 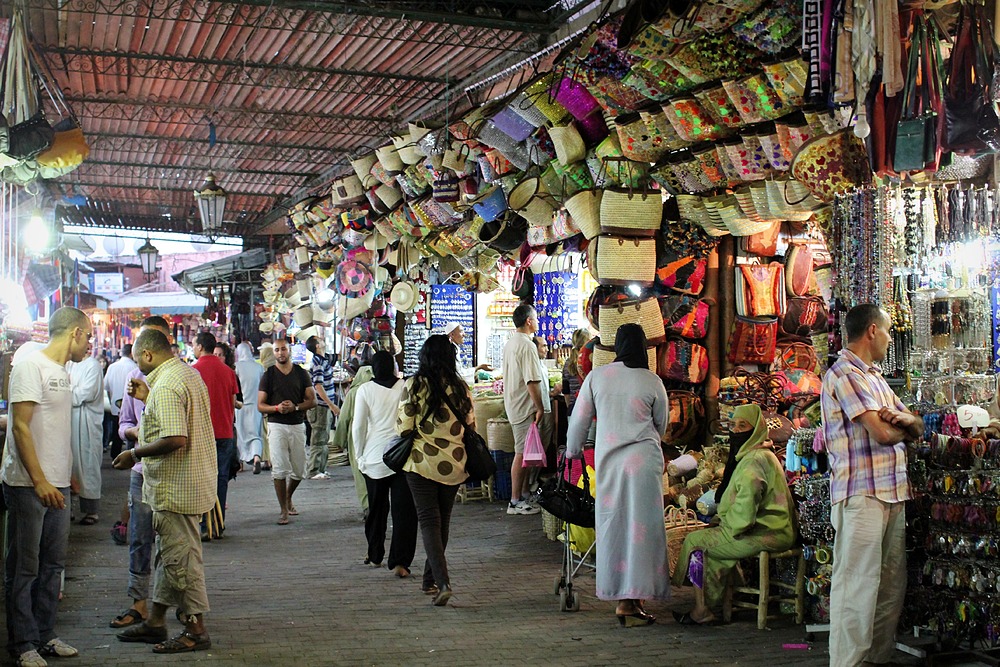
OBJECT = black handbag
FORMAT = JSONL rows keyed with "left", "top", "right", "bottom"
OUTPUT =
{"left": 382, "top": 403, "right": 432, "bottom": 473}
{"left": 943, "top": 2, "right": 1000, "bottom": 153}
{"left": 6, "top": 113, "right": 54, "bottom": 161}
{"left": 537, "top": 454, "right": 595, "bottom": 528}
{"left": 440, "top": 391, "right": 497, "bottom": 482}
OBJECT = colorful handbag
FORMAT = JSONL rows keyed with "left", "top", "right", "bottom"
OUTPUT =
{"left": 736, "top": 262, "right": 786, "bottom": 317}
{"left": 660, "top": 295, "right": 710, "bottom": 339}
{"left": 665, "top": 96, "right": 728, "bottom": 143}
{"left": 781, "top": 296, "right": 829, "bottom": 337}
{"left": 775, "top": 369, "right": 823, "bottom": 399}
{"left": 728, "top": 315, "right": 778, "bottom": 365}
{"left": 784, "top": 243, "right": 814, "bottom": 296}
{"left": 656, "top": 338, "right": 710, "bottom": 383}
{"left": 616, "top": 111, "right": 667, "bottom": 162}
{"left": 741, "top": 220, "right": 781, "bottom": 256}
{"left": 666, "top": 390, "right": 705, "bottom": 447}
{"left": 790, "top": 129, "right": 873, "bottom": 202}
{"left": 763, "top": 57, "right": 808, "bottom": 107}
{"left": 655, "top": 256, "right": 707, "bottom": 295}
{"left": 694, "top": 83, "right": 746, "bottom": 131}
{"left": 599, "top": 297, "right": 667, "bottom": 345}
{"left": 776, "top": 341, "right": 819, "bottom": 371}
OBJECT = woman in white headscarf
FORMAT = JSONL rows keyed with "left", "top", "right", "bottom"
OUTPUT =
{"left": 235, "top": 342, "right": 265, "bottom": 473}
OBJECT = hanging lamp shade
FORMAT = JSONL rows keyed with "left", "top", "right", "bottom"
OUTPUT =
{"left": 194, "top": 173, "right": 227, "bottom": 235}
{"left": 137, "top": 239, "right": 159, "bottom": 281}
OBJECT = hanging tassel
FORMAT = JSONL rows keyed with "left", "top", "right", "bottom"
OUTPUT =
{"left": 208, "top": 120, "right": 217, "bottom": 148}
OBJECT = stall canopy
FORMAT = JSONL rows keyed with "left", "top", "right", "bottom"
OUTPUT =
{"left": 172, "top": 248, "right": 268, "bottom": 296}
{"left": 110, "top": 291, "right": 207, "bottom": 315}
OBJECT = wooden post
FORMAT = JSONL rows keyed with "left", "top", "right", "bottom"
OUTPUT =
{"left": 718, "top": 235, "right": 737, "bottom": 436}
{"left": 703, "top": 243, "right": 721, "bottom": 445}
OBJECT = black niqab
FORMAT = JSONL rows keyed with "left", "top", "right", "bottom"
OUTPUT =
{"left": 371, "top": 350, "right": 398, "bottom": 389}
{"left": 614, "top": 323, "right": 649, "bottom": 370}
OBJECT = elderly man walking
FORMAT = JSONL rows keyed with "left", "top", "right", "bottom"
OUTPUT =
{"left": 113, "top": 329, "right": 217, "bottom": 654}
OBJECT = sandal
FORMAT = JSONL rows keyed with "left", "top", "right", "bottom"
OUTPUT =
{"left": 109, "top": 608, "right": 144, "bottom": 628}
{"left": 79, "top": 514, "right": 99, "bottom": 526}
{"left": 152, "top": 630, "right": 212, "bottom": 654}
{"left": 672, "top": 610, "right": 717, "bottom": 626}
{"left": 287, "top": 506, "right": 299, "bottom": 516}
{"left": 391, "top": 565, "right": 411, "bottom": 578}
{"left": 118, "top": 621, "right": 168, "bottom": 644}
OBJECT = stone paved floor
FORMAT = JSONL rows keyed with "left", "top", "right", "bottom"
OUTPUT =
{"left": 1, "top": 458, "right": 838, "bottom": 666}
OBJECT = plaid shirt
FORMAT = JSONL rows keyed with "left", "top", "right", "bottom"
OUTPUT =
{"left": 820, "top": 349, "right": 911, "bottom": 505}
{"left": 140, "top": 357, "right": 218, "bottom": 515}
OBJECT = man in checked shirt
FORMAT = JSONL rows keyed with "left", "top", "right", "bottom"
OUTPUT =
{"left": 820, "top": 304, "right": 923, "bottom": 667}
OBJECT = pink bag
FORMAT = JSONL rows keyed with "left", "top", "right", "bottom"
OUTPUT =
{"left": 522, "top": 422, "right": 548, "bottom": 468}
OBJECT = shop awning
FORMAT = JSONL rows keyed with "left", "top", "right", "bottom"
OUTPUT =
{"left": 109, "top": 291, "right": 207, "bottom": 315}
{"left": 172, "top": 248, "right": 268, "bottom": 296}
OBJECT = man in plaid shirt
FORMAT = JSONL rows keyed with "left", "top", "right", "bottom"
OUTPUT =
{"left": 820, "top": 304, "right": 923, "bottom": 667}
{"left": 112, "top": 329, "right": 216, "bottom": 654}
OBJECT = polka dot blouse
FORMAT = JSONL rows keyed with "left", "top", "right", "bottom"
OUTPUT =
{"left": 395, "top": 377, "right": 472, "bottom": 486}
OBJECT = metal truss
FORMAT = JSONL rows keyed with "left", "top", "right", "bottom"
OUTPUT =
{"left": 21, "top": 0, "right": 549, "bottom": 51}
{"left": 57, "top": 206, "right": 210, "bottom": 235}
{"left": 63, "top": 179, "right": 290, "bottom": 199}
{"left": 66, "top": 98, "right": 396, "bottom": 140}
{"left": 44, "top": 48, "right": 447, "bottom": 101}
{"left": 73, "top": 162, "right": 314, "bottom": 190}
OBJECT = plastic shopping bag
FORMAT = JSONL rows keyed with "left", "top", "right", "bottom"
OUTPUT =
{"left": 522, "top": 421, "right": 547, "bottom": 467}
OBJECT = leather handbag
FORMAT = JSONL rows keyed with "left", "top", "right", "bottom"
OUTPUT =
{"left": 440, "top": 391, "right": 497, "bottom": 482}
{"left": 942, "top": 2, "right": 1000, "bottom": 153}
{"left": 537, "top": 454, "right": 595, "bottom": 527}
{"left": 666, "top": 390, "right": 704, "bottom": 448}
{"left": 894, "top": 16, "right": 942, "bottom": 172}
{"left": 728, "top": 315, "right": 778, "bottom": 365}
{"left": 781, "top": 296, "right": 829, "bottom": 337}
{"left": 741, "top": 220, "right": 781, "bottom": 256}
{"left": 383, "top": 432, "right": 416, "bottom": 473}
{"left": 784, "top": 243, "right": 813, "bottom": 296}
{"left": 660, "top": 295, "right": 710, "bottom": 339}
{"left": 6, "top": 113, "right": 53, "bottom": 161}
{"left": 776, "top": 341, "right": 819, "bottom": 371}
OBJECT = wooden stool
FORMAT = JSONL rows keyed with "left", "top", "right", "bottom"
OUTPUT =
{"left": 457, "top": 477, "right": 493, "bottom": 504}
{"left": 722, "top": 547, "right": 806, "bottom": 630}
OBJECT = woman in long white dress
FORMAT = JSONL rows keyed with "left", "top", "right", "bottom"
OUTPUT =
{"left": 234, "top": 342, "right": 264, "bottom": 473}
{"left": 566, "top": 323, "right": 670, "bottom": 627}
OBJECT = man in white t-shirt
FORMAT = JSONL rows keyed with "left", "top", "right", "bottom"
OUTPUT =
{"left": 104, "top": 344, "right": 138, "bottom": 458}
{"left": 2, "top": 307, "right": 93, "bottom": 667}
{"left": 501, "top": 305, "right": 553, "bottom": 516}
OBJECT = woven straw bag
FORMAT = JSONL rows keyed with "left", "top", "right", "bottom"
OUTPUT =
{"left": 595, "top": 235, "right": 657, "bottom": 286}
{"left": 599, "top": 298, "right": 666, "bottom": 345}
{"left": 486, "top": 417, "right": 515, "bottom": 452}
{"left": 564, "top": 189, "right": 602, "bottom": 239}
{"left": 599, "top": 187, "right": 663, "bottom": 237}
{"left": 593, "top": 343, "right": 657, "bottom": 370}
{"left": 509, "top": 177, "right": 556, "bottom": 227}
{"left": 665, "top": 506, "right": 709, "bottom": 574}
{"left": 375, "top": 144, "right": 404, "bottom": 174}
{"left": 549, "top": 124, "right": 586, "bottom": 165}
{"left": 391, "top": 132, "right": 423, "bottom": 166}
{"left": 351, "top": 152, "right": 378, "bottom": 188}
{"left": 331, "top": 174, "right": 365, "bottom": 206}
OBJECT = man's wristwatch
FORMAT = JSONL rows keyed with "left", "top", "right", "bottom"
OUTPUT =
{"left": 131, "top": 447, "right": 141, "bottom": 462}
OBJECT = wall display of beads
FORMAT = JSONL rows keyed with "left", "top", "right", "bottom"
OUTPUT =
{"left": 831, "top": 186, "right": 899, "bottom": 311}
{"left": 534, "top": 271, "right": 579, "bottom": 347}
{"left": 904, "top": 435, "right": 1000, "bottom": 650}
{"left": 402, "top": 322, "right": 429, "bottom": 377}
{"left": 430, "top": 283, "right": 475, "bottom": 368}
{"left": 792, "top": 474, "right": 834, "bottom": 625}
{"left": 907, "top": 347, "right": 994, "bottom": 410}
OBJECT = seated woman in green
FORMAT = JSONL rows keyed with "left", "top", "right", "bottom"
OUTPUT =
{"left": 671, "top": 403, "right": 797, "bottom": 625}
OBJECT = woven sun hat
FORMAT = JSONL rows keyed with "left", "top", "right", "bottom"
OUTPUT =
{"left": 295, "top": 325, "right": 318, "bottom": 342}
{"left": 390, "top": 280, "right": 418, "bottom": 313}
{"left": 364, "top": 232, "right": 389, "bottom": 252}
{"left": 374, "top": 265, "right": 390, "bottom": 287}
{"left": 334, "top": 288, "right": 376, "bottom": 320}
{"left": 335, "top": 259, "right": 373, "bottom": 298}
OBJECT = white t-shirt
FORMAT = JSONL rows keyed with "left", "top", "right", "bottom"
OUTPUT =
{"left": 104, "top": 356, "right": 138, "bottom": 416}
{"left": 1, "top": 350, "right": 74, "bottom": 488}
{"left": 352, "top": 380, "right": 404, "bottom": 479}
{"left": 502, "top": 332, "right": 551, "bottom": 425}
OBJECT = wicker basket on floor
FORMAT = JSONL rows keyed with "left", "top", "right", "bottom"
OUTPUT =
{"left": 487, "top": 417, "right": 515, "bottom": 452}
{"left": 665, "top": 506, "right": 709, "bottom": 574}
{"left": 541, "top": 509, "right": 562, "bottom": 541}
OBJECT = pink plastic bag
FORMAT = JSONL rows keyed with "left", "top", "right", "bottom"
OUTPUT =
{"left": 522, "top": 422, "right": 547, "bottom": 468}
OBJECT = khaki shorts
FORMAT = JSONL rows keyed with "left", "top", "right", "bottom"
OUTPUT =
{"left": 511, "top": 412, "right": 554, "bottom": 455}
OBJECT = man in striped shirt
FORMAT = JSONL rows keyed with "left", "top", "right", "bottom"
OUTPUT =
{"left": 820, "top": 304, "right": 923, "bottom": 667}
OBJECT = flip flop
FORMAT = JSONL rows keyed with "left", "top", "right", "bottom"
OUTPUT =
{"left": 109, "top": 609, "right": 144, "bottom": 628}
{"left": 79, "top": 515, "right": 99, "bottom": 526}
{"left": 152, "top": 630, "right": 211, "bottom": 654}
{"left": 277, "top": 517, "right": 290, "bottom": 525}
{"left": 288, "top": 507, "right": 299, "bottom": 516}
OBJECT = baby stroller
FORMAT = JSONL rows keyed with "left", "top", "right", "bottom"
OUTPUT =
{"left": 538, "top": 452, "right": 596, "bottom": 612}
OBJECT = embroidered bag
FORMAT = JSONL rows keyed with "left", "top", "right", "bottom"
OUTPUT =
{"left": 728, "top": 315, "right": 778, "bottom": 365}
{"left": 666, "top": 390, "right": 705, "bottom": 448}
{"left": 656, "top": 338, "right": 709, "bottom": 383}
{"left": 781, "top": 295, "right": 829, "bottom": 337}
{"left": 660, "top": 295, "right": 710, "bottom": 339}
{"left": 776, "top": 341, "right": 819, "bottom": 371}
{"left": 736, "top": 262, "right": 786, "bottom": 317}
{"left": 655, "top": 256, "right": 707, "bottom": 295}
{"left": 740, "top": 220, "right": 781, "bottom": 256}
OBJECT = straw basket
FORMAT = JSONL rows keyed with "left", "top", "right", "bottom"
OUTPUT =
{"left": 487, "top": 417, "right": 515, "bottom": 452}
{"left": 564, "top": 189, "right": 602, "bottom": 239}
{"left": 594, "top": 235, "right": 656, "bottom": 286}
{"left": 541, "top": 509, "right": 562, "bottom": 541}
{"left": 351, "top": 153, "right": 378, "bottom": 188}
{"left": 391, "top": 132, "right": 423, "bottom": 165}
{"left": 599, "top": 188, "right": 663, "bottom": 237}
{"left": 599, "top": 298, "right": 666, "bottom": 345}
{"left": 509, "top": 177, "right": 556, "bottom": 227}
{"left": 593, "top": 343, "right": 656, "bottom": 370}
{"left": 665, "top": 506, "right": 709, "bottom": 574}
{"left": 375, "top": 144, "right": 404, "bottom": 174}
{"left": 331, "top": 174, "right": 365, "bottom": 206}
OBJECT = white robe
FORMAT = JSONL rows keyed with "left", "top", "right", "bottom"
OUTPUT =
{"left": 69, "top": 356, "right": 104, "bottom": 501}
{"left": 234, "top": 343, "right": 264, "bottom": 462}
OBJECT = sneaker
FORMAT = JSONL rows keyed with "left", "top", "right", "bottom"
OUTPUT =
{"left": 507, "top": 500, "right": 540, "bottom": 515}
{"left": 309, "top": 472, "right": 330, "bottom": 480}
{"left": 16, "top": 650, "right": 47, "bottom": 667}
{"left": 40, "top": 638, "right": 77, "bottom": 658}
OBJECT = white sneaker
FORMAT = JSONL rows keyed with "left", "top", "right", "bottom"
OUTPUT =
{"left": 310, "top": 473, "right": 330, "bottom": 480}
{"left": 506, "top": 500, "right": 540, "bottom": 515}
{"left": 16, "top": 649, "right": 47, "bottom": 667}
{"left": 40, "top": 638, "right": 78, "bottom": 658}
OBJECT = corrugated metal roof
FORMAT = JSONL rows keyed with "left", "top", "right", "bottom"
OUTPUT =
{"left": 13, "top": 0, "right": 589, "bottom": 238}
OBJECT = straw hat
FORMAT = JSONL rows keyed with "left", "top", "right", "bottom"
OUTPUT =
{"left": 390, "top": 281, "right": 419, "bottom": 313}
{"left": 335, "top": 260, "right": 373, "bottom": 298}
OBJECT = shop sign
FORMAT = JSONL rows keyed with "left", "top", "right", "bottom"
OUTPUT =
{"left": 92, "top": 272, "right": 125, "bottom": 296}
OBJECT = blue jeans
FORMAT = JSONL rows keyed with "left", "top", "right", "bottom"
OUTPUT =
{"left": 216, "top": 438, "right": 236, "bottom": 520}
{"left": 3, "top": 483, "right": 70, "bottom": 656}
{"left": 127, "top": 470, "right": 153, "bottom": 601}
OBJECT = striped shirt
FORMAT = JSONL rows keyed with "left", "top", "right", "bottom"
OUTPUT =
{"left": 310, "top": 354, "right": 336, "bottom": 398}
{"left": 140, "top": 357, "right": 218, "bottom": 515}
{"left": 820, "top": 349, "right": 911, "bottom": 505}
